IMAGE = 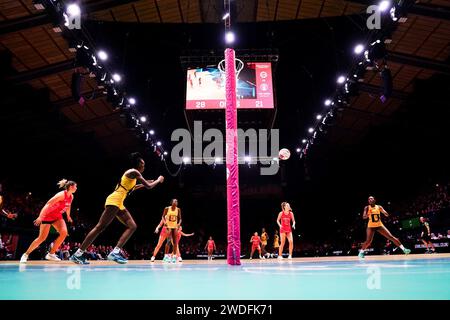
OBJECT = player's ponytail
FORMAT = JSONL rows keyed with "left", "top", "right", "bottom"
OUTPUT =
{"left": 57, "top": 179, "right": 77, "bottom": 190}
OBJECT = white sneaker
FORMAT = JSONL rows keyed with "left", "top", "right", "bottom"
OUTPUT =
{"left": 177, "top": 256, "right": 183, "bottom": 262}
{"left": 150, "top": 256, "right": 155, "bottom": 262}
{"left": 45, "top": 253, "right": 61, "bottom": 261}
{"left": 20, "top": 253, "right": 28, "bottom": 264}
{"left": 288, "top": 255, "right": 292, "bottom": 259}
{"left": 260, "top": 256, "right": 264, "bottom": 259}
{"left": 277, "top": 255, "right": 283, "bottom": 260}
{"left": 249, "top": 256, "right": 252, "bottom": 260}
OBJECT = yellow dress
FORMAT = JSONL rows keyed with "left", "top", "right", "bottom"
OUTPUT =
{"left": 165, "top": 206, "right": 179, "bottom": 229}
{"left": 105, "top": 173, "right": 137, "bottom": 210}
{"left": 367, "top": 205, "right": 384, "bottom": 228}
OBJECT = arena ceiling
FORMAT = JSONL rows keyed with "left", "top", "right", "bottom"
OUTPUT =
{"left": 0, "top": 0, "right": 449, "bottom": 154}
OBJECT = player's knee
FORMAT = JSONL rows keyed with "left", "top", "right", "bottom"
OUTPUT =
{"left": 128, "top": 221, "right": 137, "bottom": 231}
{"left": 59, "top": 229, "right": 68, "bottom": 237}
{"left": 94, "top": 223, "right": 107, "bottom": 233}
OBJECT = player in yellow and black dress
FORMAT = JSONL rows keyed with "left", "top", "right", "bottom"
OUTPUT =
{"left": 70, "top": 152, "right": 164, "bottom": 265}
{"left": 420, "top": 217, "right": 435, "bottom": 253}
{"left": 261, "top": 228, "right": 269, "bottom": 257}
{"left": 160, "top": 199, "right": 182, "bottom": 263}
{"left": 358, "top": 196, "right": 410, "bottom": 258}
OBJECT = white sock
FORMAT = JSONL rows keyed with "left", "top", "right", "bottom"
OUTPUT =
{"left": 399, "top": 245, "right": 405, "bottom": 251}
{"left": 112, "top": 247, "right": 120, "bottom": 254}
{"left": 359, "top": 249, "right": 364, "bottom": 253}
{"left": 74, "top": 249, "right": 84, "bottom": 257}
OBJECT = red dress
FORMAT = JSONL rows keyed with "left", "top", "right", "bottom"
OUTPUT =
{"left": 41, "top": 191, "right": 73, "bottom": 222}
{"left": 251, "top": 236, "right": 261, "bottom": 250}
{"left": 280, "top": 211, "right": 293, "bottom": 234}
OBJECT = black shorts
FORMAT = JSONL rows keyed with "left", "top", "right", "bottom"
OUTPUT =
{"left": 421, "top": 234, "right": 431, "bottom": 242}
{"left": 42, "top": 220, "right": 57, "bottom": 225}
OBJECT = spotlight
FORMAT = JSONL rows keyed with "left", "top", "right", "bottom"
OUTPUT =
{"left": 112, "top": 73, "right": 122, "bottom": 82}
{"left": 156, "top": 141, "right": 162, "bottom": 146}
{"left": 302, "top": 139, "right": 307, "bottom": 144}
{"left": 128, "top": 97, "right": 136, "bottom": 105}
{"left": 225, "top": 31, "right": 235, "bottom": 44}
{"left": 97, "top": 50, "right": 108, "bottom": 61}
{"left": 337, "top": 76, "right": 346, "bottom": 84}
{"left": 222, "top": 13, "right": 230, "bottom": 20}
{"left": 378, "top": 1, "right": 391, "bottom": 12}
{"left": 183, "top": 157, "right": 190, "bottom": 164}
{"left": 367, "top": 41, "right": 387, "bottom": 62}
{"left": 91, "top": 55, "right": 98, "bottom": 66}
{"left": 140, "top": 131, "right": 149, "bottom": 142}
{"left": 244, "top": 156, "right": 251, "bottom": 162}
{"left": 316, "top": 114, "right": 323, "bottom": 120}
{"left": 140, "top": 116, "right": 147, "bottom": 122}
{"left": 390, "top": 7, "right": 398, "bottom": 21}
{"left": 149, "top": 130, "right": 155, "bottom": 135}
{"left": 296, "top": 148, "right": 301, "bottom": 153}
{"left": 324, "top": 99, "right": 332, "bottom": 106}
{"left": 163, "top": 151, "right": 168, "bottom": 156}
{"left": 354, "top": 44, "right": 365, "bottom": 55}
{"left": 308, "top": 128, "right": 314, "bottom": 133}
{"left": 66, "top": 4, "right": 81, "bottom": 17}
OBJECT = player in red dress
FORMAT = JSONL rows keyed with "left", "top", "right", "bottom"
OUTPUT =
{"left": 164, "top": 226, "right": 194, "bottom": 262}
{"left": 276, "top": 202, "right": 296, "bottom": 260}
{"left": 20, "top": 179, "right": 77, "bottom": 263}
{"left": 205, "top": 236, "right": 216, "bottom": 261}
{"left": 150, "top": 217, "right": 170, "bottom": 262}
{"left": 249, "top": 232, "right": 264, "bottom": 260}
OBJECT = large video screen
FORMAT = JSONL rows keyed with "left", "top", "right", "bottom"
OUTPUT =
{"left": 186, "top": 62, "right": 274, "bottom": 110}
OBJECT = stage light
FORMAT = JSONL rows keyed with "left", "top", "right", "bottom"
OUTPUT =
{"left": 337, "top": 76, "right": 346, "bottom": 84}
{"left": 66, "top": 4, "right": 81, "bottom": 17}
{"left": 390, "top": 7, "right": 398, "bottom": 21}
{"left": 215, "top": 157, "right": 222, "bottom": 163}
{"left": 324, "top": 99, "right": 332, "bottom": 106}
{"left": 149, "top": 130, "right": 155, "bottom": 135}
{"left": 183, "top": 157, "right": 190, "bottom": 164}
{"left": 128, "top": 97, "right": 136, "bottom": 105}
{"left": 366, "top": 40, "right": 387, "bottom": 61}
{"left": 244, "top": 156, "right": 251, "bottom": 162}
{"left": 316, "top": 114, "right": 323, "bottom": 120}
{"left": 222, "top": 13, "right": 230, "bottom": 20}
{"left": 296, "top": 148, "right": 301, "bottom": 153}
{"left": 225, "top": 31, "right": 235, "bottom": 44}
{"left": 97, "top": 50, "right": 108, "bottom": 61}
{"left": 378, "top": 1, "right": 391, "bottom": 12}
{"left": 163, "top": 151, "right": 168, "bottom": 156}
{"left": 156, "top": 141, "right": 162, "bottom": 146}
{"left": 140, "top": 116, "right": 147, "bottom": 122}
{"left": 112, "top": 74, "right": 122, "bottom": 82}
{"left": 354, "top": 44, "right": 365, "bottom": 55}
{"left": 302, "top": 139, "right": 307, "bottom": 144}
{"left": 308, "top": 127, "right": 314, "bottom": 133}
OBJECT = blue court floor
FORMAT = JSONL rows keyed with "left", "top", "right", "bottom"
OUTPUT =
{"left": 1, "top": 254, "right": 449, "bottom": 300}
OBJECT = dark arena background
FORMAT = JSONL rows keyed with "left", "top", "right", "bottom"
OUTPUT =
{"left": 1, "top": 0, "right": 450, "bottom": 309}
